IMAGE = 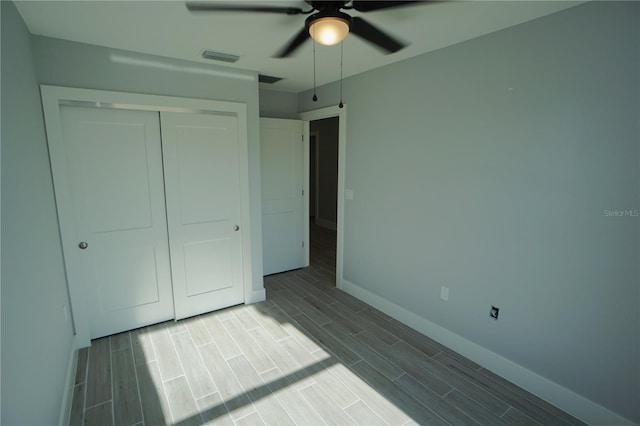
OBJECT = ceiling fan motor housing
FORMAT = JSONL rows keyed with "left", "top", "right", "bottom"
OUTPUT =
{"left": 305, "top": 10, "right": 353, "bottom": 34}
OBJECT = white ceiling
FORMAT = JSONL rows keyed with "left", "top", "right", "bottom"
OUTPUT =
{"left": 15, "top": 1, "right": 582, "bottom": 93}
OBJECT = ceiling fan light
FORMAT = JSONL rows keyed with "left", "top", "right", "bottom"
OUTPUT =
{"left": 309, "top": 17, "right": 350, "bottom": 46}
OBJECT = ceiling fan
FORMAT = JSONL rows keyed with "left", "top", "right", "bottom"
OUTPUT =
{"left": 186, "top": 1, "right": 423, "bottom": 58}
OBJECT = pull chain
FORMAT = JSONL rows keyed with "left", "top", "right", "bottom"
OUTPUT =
{"left": 339, "top": 41, "right": 344, "bottom": 108}
{"left": 312, "top": 38, "right": 318, "bottom": 102}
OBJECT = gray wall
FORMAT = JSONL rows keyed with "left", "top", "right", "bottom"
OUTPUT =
{"left": 300, "top": 2, "right": 639, "bottom": 422}
{"left": 311, "top": 117, "right": 339, "bottom": 225}
{"left": 259, "top": 88, "right": 298, "bottom": 119}
{"left": 31, "top": 35, "right": 265, "bottom": 298}
{"left": 1, "top": 2, "right": 75, "bottom": 423}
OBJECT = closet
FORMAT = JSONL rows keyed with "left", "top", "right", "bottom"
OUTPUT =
{"left": 42, "top": 86, "right": 251, "bottom": 346}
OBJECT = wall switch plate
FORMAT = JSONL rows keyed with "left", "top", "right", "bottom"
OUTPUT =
{"left": 440, "top": 286, "right": 449, "bottom": 301}
{"left": 345, "top": 188, "right": 354, "bottom": 200}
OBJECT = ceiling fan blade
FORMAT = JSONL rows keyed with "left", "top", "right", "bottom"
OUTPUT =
{"left": 274, "top": 27, "right": 310, "bottom": 58}
{"left": 350, "top": 17, "right": 406, "bottom": 54}
{"left": 186, "top": 2, "right": 307, "bottom": 15}
{"left": 351, "top": 1, "right": 423, "bottom": 12}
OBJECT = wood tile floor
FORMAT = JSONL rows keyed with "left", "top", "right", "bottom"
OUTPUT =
{"left": 70, "top": 224, "right": 586, "bottom": 425}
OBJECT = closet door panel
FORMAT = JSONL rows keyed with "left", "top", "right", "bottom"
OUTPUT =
{"left": 58, "top": 106, "right": 174, "bottom": 339}
{"left": 161, "top": 112, "right": 245, "bottom": 319}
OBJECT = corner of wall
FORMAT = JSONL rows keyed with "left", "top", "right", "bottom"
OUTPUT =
{"left": 247, "top": 288, "right": 266, "bottom": 305}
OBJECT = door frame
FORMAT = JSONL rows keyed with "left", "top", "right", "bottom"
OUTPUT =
{"left": 299, "top": 105, "right": 347, "bottom": 289}
{"left": 41, "top": 85, "right": 253, "bottom": 347}
{"left": 309, "top": 129, "right": 320, "bottom": 222}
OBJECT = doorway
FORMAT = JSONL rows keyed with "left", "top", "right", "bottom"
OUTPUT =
{"left": 308, "top": 117, "right": 339, "bottom": 285}
{"left": 300, "top": 105, "right": 346, "bottom": 289}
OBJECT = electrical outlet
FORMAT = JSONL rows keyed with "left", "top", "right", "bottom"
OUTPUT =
{"left": 490, "top": 305, "right": 499, "bottom": 320}
{"left": 440, "top": 286, "right": 449, "bottom": 301}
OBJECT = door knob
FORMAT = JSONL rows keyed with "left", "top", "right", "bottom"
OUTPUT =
{"left": 78, "top": 241, "right": 88, "bottom": 249}
{"left": 233, "top": 225, "right": 240, "bottom": 231}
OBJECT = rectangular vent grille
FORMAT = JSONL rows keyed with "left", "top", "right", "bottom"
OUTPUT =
{"left": 201, "top": 50, "right": 240, "bottom": 63}
{"left": 259, "top": 74, "right": 283, "bottom": 84}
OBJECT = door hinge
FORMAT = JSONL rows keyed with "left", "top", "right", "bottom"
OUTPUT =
{"left": 302, "top": 241, "right": 305, "bottom": 247}
{"left": 302, "top": 189, "right": 304, "bottom": 196}
{"left": 301, "top": 134, "right": 304, "bottom": 142}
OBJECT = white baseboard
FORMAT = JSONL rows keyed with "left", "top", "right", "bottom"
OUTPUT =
{"left": 315, "top": 217, "right": 337, "bottom": 231}
{"left": 58, "top": 336, "right": 78, "bottom": 426}
{"left": 341, "top": 279, "right": 637, "bottom": 426}
{"left": 247, "top": 288, "right": 266, "bottom": 304}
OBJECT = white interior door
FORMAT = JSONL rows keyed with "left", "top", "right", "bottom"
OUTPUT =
{"left": 59, "top": 106, "right": 174, "bottom": 339}
{"left": 161, "top": 112, "right": 245, "bottom": 320}
{"left": 260, "top": 118, "right": 305, "bottom": 275}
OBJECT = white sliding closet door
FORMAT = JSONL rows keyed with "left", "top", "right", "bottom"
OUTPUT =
{"left": 161, "top": 112, "right": 245, "bottom": 320}
{"left": 44, "top": 86, "right": 251, "bottom": 344}
{"left": 58, "top": 106, "right": 174, "bottom": 339}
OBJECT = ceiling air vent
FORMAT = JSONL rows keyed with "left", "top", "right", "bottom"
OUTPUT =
{"left": 201, "top": 50, "right": 240, "bottom": 63}
{"left": 259, "top": 74, "right": 283, "bottom": 84}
